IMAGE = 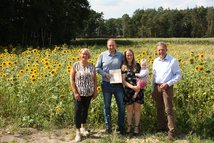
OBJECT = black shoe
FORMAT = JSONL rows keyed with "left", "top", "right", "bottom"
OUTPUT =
{"left": 120, "top": 128, "right": 125, "bottom": 135}
{"left": 105, "top": 128, "right": 112, "bottom": 134}
{"left": 133, "top": 125, "right": 140, "bottom": 136}
{"left": 126, "top": 125, "right": 132, "bottom": 134}
{"left": 116, "top": 127, "right": 125, "bottom": 135}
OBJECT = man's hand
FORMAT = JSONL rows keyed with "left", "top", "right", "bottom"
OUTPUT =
{"left": 160, "top": 83, "right": 168, "bottom": 90}
{"left": 105, "top": 74, "right": 111, "bottom": 79}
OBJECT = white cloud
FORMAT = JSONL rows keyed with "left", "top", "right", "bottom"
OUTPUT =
{"left": 88, "top": 0, "right": 214, "bottom": 19}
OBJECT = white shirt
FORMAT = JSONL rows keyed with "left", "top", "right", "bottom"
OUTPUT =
{"left": 135, "top": 68, "right": 149, "bottom": 82}
{"left": 153, "top": 54, "right": 182, "bottom": 87}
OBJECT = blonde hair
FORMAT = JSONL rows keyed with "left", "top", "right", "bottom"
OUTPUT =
{"left": 140, "top": 59, "right": 148, "bottom": 68}
{"left": 80, "top": 48, "right": 91, "bottom": 58}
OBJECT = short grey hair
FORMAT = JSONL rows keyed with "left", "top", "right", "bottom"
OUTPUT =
{"left": 156, "top": 41, "right": 167, "bottom": 48}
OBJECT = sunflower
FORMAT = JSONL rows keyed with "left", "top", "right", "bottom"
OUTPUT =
{"left": 2, "top": 73, "right": 6, "bottom": 78}
{"left": 189, "top": 58, "right": 194, "bottom": 64}
{"left": 52, "top": 50, "right": 57, "bottom": 54}
{"left": 31, "top": 74, "right": 36, "bottom": 79}
{"left": 43, "top": 58, "right": 48, "bottom": 62}
{"left": 56, "top": 105, "right": 62, "bottom": 113}
{"left": 57, "top": 63, "right": 62, "bottom": 67}
{"left": 50, "top": 69, "right": 57, "bottom": 75}
{"left": 31, "top": 78, "right": 37, "bottom": 82}
{"left": 199, "top": 53, "right": 204, "bottom": 59}
{"left": 19, "top": 69, "right": 25, "bottom": 75}
{"left": 13, "top": 61, "right": 18, "bottom": 65}
{"left": 32, "top": 49, "right": 38, "bottom": 54}
{"left": 66, "top": 68, "right": 71, "bottom": 73}
{"left": 205, "top": 70, "right": 211, "bottom": 74}
{"left": 44, "top": 61, "right": 49, "bottom": 66}
{"left": 195, "top": 65, "right": 204, "bottom": 71}
{"left": 67, "top": 65, "right": 71, "bottom": 69}
{"left": 97, "top": 86, "right": 102, "bottom": 93}
{"left": 154, "top": 52, "right": 158, "bottom": 57}
{"left": 72, "top": 57, "right": 76, "bottom": 61}
{"left": 142, "top": 51, "right": 147, "bottom": 56}
{"left": 2, "top": 62, "right": 7, "bottom": 66}
{"left": 26, "top": 64, "right": 31, "bottom": 68}
{"left": 66, "top": 66, "right": 71, "bottom": 73}
{"left": 33, "top": 63, "right": 39, "bottom": 67}
{"left": 198, "top": 66, "right": 204, "bottom": 71}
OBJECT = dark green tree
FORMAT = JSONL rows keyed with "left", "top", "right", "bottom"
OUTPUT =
{"left": 191, "top": 6, "right": 208, "bottom": 37}
{"left": 206, "top": 8, "right": 214, "bottom": 37}
{"left": 0, "top": 0, "right": 90, "bottom": 46}
{"left": 81, "top": 10, "right": 104, "bottom": 37}
{"left": 121, "top": 14, "right": 131, "bottom": 37}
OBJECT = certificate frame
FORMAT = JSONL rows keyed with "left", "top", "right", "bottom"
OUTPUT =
{"left": 109, "top": 69, "right": 122, "bottom": 84}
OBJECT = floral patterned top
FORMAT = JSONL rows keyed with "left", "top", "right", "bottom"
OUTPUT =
{"left": 73, "top": 61, "right": 95, "bottom": 96}
{"left": 122, "top": 63, "right": 144, "bottom": 105}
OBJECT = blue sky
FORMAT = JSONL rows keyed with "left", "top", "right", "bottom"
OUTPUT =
{"left": 88, "top": 0, "right": 214, "bottom": 19}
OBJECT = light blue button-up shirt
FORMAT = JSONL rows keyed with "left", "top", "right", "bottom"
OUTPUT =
{"left": 153, "top": 54, "right": 182, "bottom": 87}
{"left": 96, "top": 50, "right": 124, "bottom": 82}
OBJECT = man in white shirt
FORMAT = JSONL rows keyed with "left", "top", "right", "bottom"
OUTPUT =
{"left": 152, "top": 42, "right": 182, "bottom": 141}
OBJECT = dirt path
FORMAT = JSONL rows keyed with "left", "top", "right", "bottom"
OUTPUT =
{"left": 1, "top": 128, "right": 190, "bottom": 143}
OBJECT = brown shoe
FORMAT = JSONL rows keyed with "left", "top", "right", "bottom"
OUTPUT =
{"left": 168, "top": 131, "right": 174, "bottom": 141}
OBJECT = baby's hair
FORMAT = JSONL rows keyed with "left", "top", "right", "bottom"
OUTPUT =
{"left": 140, "top": 59, "right": 148, "bottom": 68}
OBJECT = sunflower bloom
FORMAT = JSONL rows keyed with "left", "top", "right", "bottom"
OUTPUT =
{"left": 97, "top": 86, "right": 102, "bottom": 93}
{"left": 199, "top": 53, "right": 204, "bottom": 59}
{"left": 50, "top": 69, "right": 57, "bottom": 75}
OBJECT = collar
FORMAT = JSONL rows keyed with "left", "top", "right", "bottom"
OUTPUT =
{"left": 108, "top": 50, "right": 117, "bottom": 56}
{"left": 158, "top": 54, "right": 168, "bottom": 61}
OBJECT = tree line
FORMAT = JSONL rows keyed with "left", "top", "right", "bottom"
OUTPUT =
{"left": 0, "top": 0, "right": 213, "bottom": 46}
{"left": 85, "top": 7, "right": 214, "bottom": 39}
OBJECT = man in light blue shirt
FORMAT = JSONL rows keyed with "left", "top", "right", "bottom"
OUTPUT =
{"left": 96, "top": 39, "right": 125, "bottom": 135}
{"left": 152, "top": 42, "right": 182, "bottom": 141}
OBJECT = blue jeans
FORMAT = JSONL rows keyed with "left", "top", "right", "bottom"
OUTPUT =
{"left": 101, "top": 81, "right": 125, "bottom": 130}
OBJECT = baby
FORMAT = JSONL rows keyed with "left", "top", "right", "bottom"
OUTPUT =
{"left": 133, "top": 59, "right": 149, "bottom": 99}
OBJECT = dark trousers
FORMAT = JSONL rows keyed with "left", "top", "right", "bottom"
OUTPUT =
{"left": 74, "top": 96, "right": 92, "bottom": 129}
{"left": 152, "top": 84, "right": 175, "bottom": 133}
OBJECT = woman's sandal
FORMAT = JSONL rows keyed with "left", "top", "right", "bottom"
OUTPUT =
{"left": 133, "top": 125, "right": 140, "bottom": 136}
{"left": 126, "top": 125, "right": 132, "bottom": 134}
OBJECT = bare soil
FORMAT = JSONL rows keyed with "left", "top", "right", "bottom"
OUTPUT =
{"left": 0, "top": 127, "right": 190, "bottom": 143}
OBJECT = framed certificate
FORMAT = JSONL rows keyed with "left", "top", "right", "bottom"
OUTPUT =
{"left": 109, "top": 69, "right": 122, "bottom": 84}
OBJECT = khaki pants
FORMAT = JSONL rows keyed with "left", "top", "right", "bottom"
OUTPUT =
{"left": 152, "top": 84, "right": 175, "bottom": 133}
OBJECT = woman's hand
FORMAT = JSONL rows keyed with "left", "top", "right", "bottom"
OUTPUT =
{"left": 92, "top": 91, "right": 97, "bottom": 100}
{"left": 74, "top": 93, "right": 81, "bottom": 101}
{"left": 132, "top": 85, "right": 140, "bottom": 92}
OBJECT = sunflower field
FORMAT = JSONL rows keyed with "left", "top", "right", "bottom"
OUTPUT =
{"left": 0, "top": 38, "right": 213, "bottom": 139}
